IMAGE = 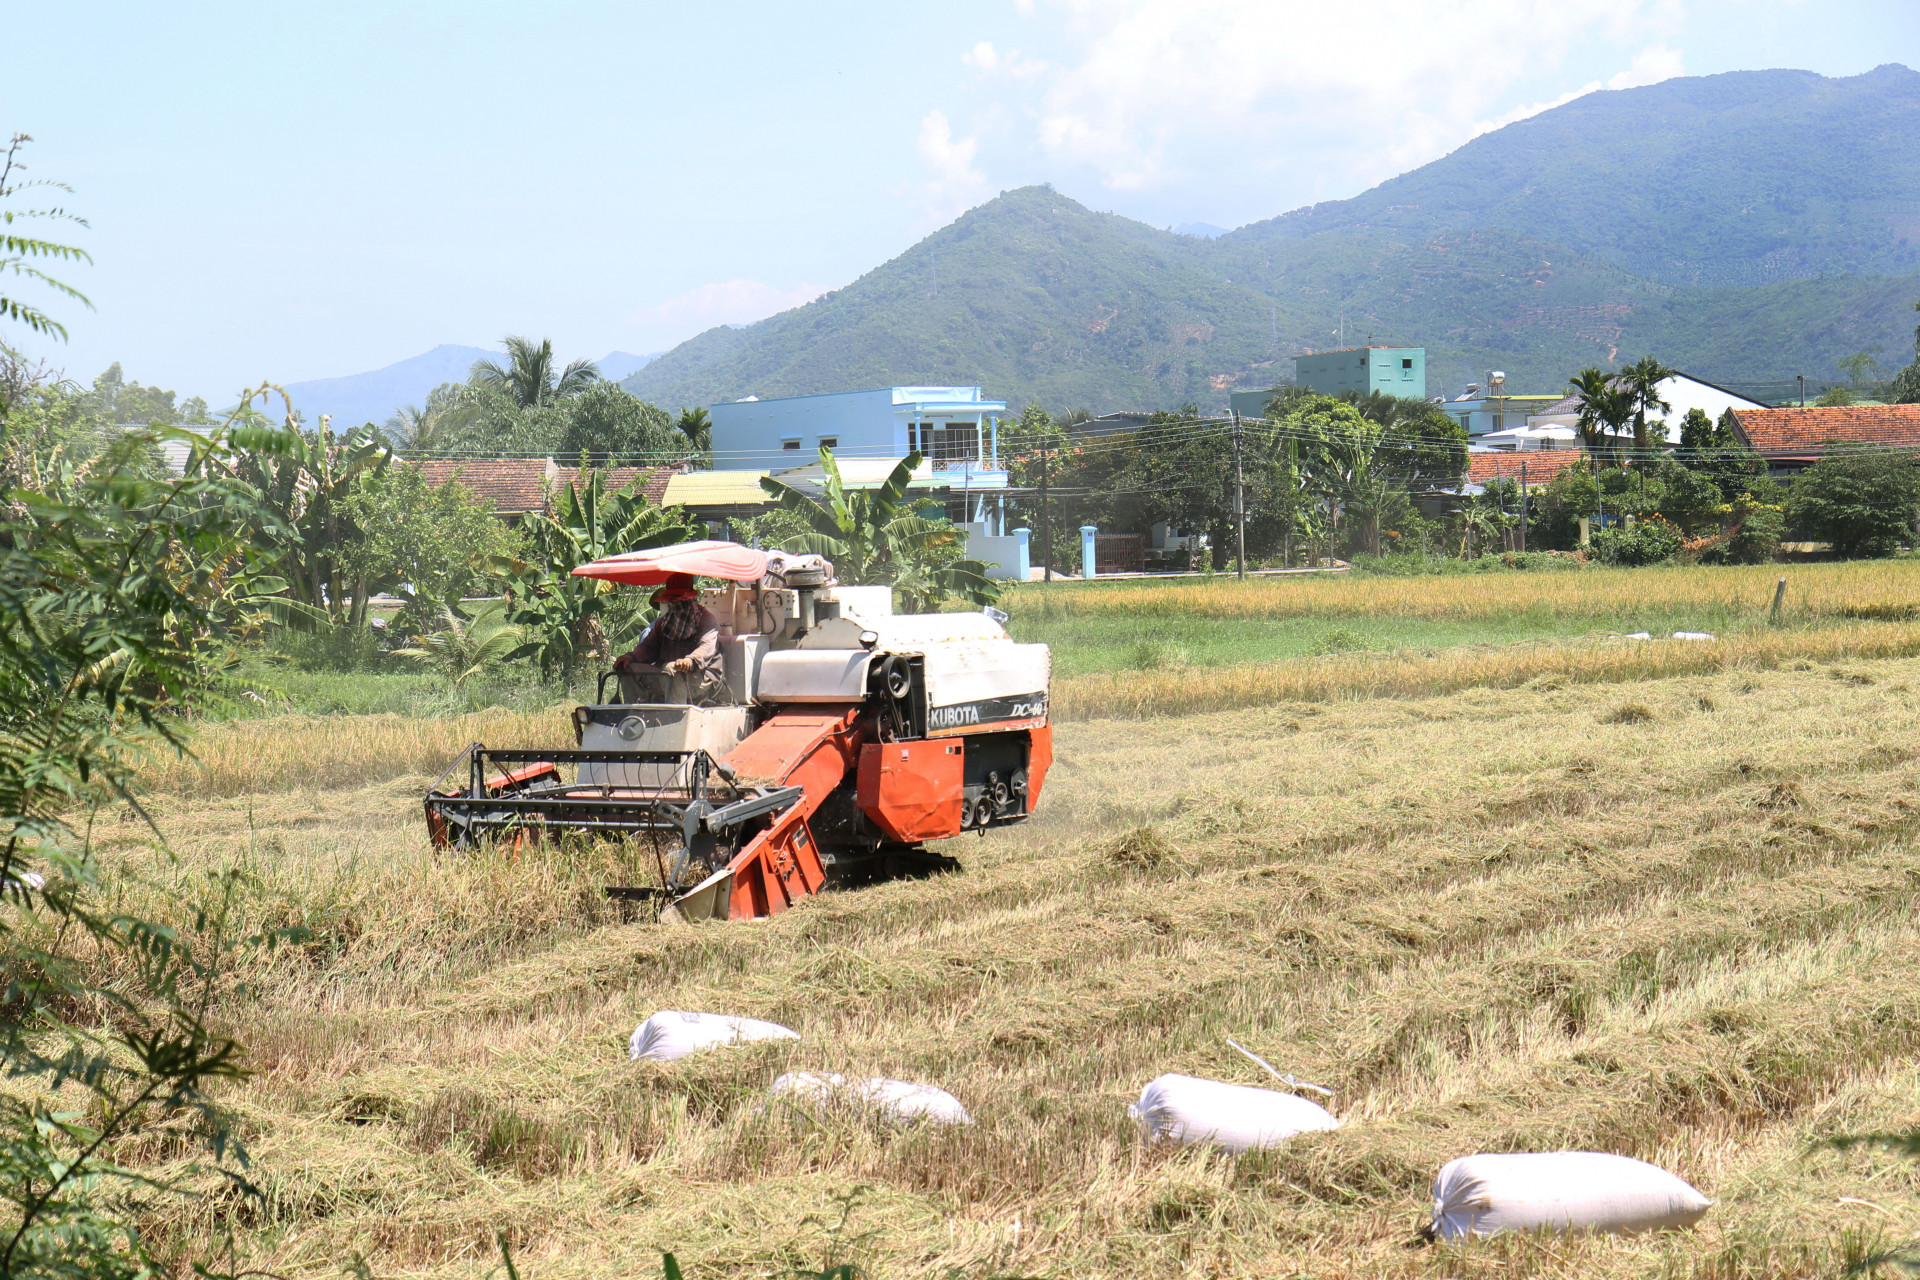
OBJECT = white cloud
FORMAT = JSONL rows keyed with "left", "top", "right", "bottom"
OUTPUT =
{"left": 964, "top": 39, "right": 1048, "bottom": 78}
{"left": 902, "top": 109, "right": 993, "bottom": 227}
{"left": 1012, "top": 0, "right": 1678, "bottom": 197}
{"left": 1609, "top": 42, "right": 1686, "bottom": 89}
{"left": 1469, "top": 43, "right": 1686, "bottom": 138}
{"left": 633, "top": 279, "right": 829, "bottom": 334}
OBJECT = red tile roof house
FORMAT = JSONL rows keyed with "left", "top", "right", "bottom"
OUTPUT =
{"left": 1726, "top": 404, "right": 1920, "bottom": 478}
{"left": 407, "top": 458, "right": 683, "bottom": 521}
{"left": 1464, "top": 449, "right": 1588, "bottom": 491}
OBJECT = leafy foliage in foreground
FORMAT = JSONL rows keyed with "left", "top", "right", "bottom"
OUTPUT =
{"left": 0, "top": 419, "right": 306, "bottom": 1277}
{"left": 0, "top": 134, "right": 91, "bottom": 345}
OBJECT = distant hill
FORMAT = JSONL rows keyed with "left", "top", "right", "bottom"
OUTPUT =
{"left": 595, "top": 350, "right": 661, "bottom": 382}
{"left": 284, "top": 345, "right": 660, "bottom": 429}
{"left": 623, "top": 65, "right": 1920, "bottom": 413}
{"left": 283, "top": 344, "right": 499, "bottom": 428}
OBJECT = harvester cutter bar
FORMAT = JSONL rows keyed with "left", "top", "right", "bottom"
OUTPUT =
{"left": 423, "top": 744, "right": 804, "bottom": 850}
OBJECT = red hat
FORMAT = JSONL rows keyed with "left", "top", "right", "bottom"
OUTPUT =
{"left": 649, "top": 573, "right": 697, "bottom": 605}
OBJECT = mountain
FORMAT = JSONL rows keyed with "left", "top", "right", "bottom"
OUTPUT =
{"left": 621, "top": 65, "right": 1920, "bottom": 413}
{"left": 283, "top": 344, "right": 499, "bottom": 428}
{"left": 1230, "top": 64, "right": 1920, "bottom": 288}
{"left": 283, "top": 345, "right": 661, "bottom": 428}
{"left": 1174, "top": 222, "right": 1228, "bottom": 240}
{"left": 628, "top": 190, "right": 1286, "bottom": 411}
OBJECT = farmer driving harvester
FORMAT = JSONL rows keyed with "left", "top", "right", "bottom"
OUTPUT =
{"left": 423, "top": 537, "right": 1055, "bottom": 922}
{"left": 611, "top": 572, "right": 724, "bottom": 705}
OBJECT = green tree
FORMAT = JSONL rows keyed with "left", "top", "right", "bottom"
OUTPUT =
{"left": 0, "top": 134, "right": 90, "bottom": 346}
{"left": 82, "top": 362, "right": 181, "bottom": 425}
{"left": 1530, "top": 461, "right": 1598, "bottom": 550}
{"left": 471, "top": 335, "right": 600, "bottom": 409}
{"left": 1287, "top": 395, "right": 1464, "bottom": 558}
{"left": 1000, "top": 402, "right": 1077, "bottom": 571}
{"left": 554, "top": 382, "right": 681, "bottom": 462}
{"left": 336, "top": 463, "right": 519, "bottom": 632}
{"left": 1616, "top": 355, "right": 1675, "bottom": 452}
{"left": 488, "top": 470, "right": 699, "bottom": 683}
{"left": 1785, "top": 448, "right": 1920, "bottom": 557}
{"left": 760, "top": 448, "right": 996, "bottom": 611}
{"left": 1677, "top": 407, "right": 1722, "bottom": 453}
{"left": 1891, "top": 301, "right": 1920, "bottom": 404}
{"left": 1836, "top": 348, "right": 1884, "bottom": 385}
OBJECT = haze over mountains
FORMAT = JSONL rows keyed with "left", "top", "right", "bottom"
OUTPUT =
{"left": 284, "top": 345, "right": 657, "bottom": 429}
{"left": 620, "top": 64, "right": 1920, "bottom": 414}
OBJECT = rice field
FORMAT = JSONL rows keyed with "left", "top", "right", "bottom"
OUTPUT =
{"left": 1005, "top": 560, "right": 1920, "bottom": 678}
{"left": 1004, "top": 559, "right": 1919, "bottom": 626}
{"left": 91, "top": 564, "right": 1920, "bottom": 1277}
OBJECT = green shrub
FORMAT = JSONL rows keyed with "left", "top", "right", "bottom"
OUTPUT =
{"left": 1349, "top": 551, "right": 1581, "bottom": 576}
{"left": 1590, "top": 516, "right": 1684, "bottom": 566}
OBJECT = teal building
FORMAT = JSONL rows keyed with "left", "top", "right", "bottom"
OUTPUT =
{"left": 1294, "top": 345, "right": 1425, "bottom": 397}
{"left": 1228, "top": 345, "right": 1426, "bottom": 417}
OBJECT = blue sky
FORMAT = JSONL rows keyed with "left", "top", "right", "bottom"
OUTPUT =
{"left": 5, "top": 0, "right": 1917, "bottom": 404}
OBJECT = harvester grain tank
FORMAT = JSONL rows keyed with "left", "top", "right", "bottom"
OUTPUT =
{"left": 422, "top": 540, "right": 1051, "bottom": 921}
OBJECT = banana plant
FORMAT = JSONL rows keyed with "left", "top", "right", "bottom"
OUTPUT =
{"left": 759, "top": 447, "right": 997, "bottom": 611}
{"left": 485, "top": 468, "right": 698, "bottom": 683}
{"left": 210, "top": 387, "right": 392, "bottom": 622}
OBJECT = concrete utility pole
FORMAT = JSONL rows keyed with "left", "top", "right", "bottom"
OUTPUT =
{"left": 1519, "top": 457, "right": 1529, "bottom": 552}
{"left": 1040, "top": 445, "right": 1052, "bottom": 583}
{"left": 1231, "top": 411, "right": 1248, "bottom": 580}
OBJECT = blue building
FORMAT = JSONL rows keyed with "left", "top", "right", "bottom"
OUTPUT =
{"left": 708, "top": 386, "right": 1027, "bottom": 578}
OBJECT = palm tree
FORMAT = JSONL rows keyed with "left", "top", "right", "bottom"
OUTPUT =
{"left": 1616, "top": 355, "right": 1675, "bottom": 455}
{"left": 394, "top": 600, "right": 523, "bottom": 688}
{"left": 1569, "top": 368, "right": 1632, "bottom": 465}
{"left": 383, "top": 403, "right": 427, "bottom": 447}
{"left": 470, "top": 336, "right": 600, "bottom": 409}
{"left": 674, "top": 406, "right": 712, "bottom": 452}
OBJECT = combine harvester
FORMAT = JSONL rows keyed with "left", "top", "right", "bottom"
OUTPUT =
{"left": 423, "top": 541, "right": 1051, "bottom": 921}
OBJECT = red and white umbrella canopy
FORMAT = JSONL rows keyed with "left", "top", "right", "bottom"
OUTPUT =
{"left": 569, "top": 539, "right": 769, "bottom": 586}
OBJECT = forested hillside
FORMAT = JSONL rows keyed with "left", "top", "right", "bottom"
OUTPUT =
{"left": 626, "top": 66, "right": 1920, "bottom": 413}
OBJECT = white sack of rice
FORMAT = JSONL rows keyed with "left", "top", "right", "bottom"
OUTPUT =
{"left": 628, "top": 1010, "right": 799, "bottom": 1062}
{"left": 1128, "top": 1073, "right": 1340, "bottom": 1153}
{"left": 770, "top": 1071, "right": 972, "bottom": 1125}
{"left": 1429, "top": 1152, "right": 1711, "bottom": 1239}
